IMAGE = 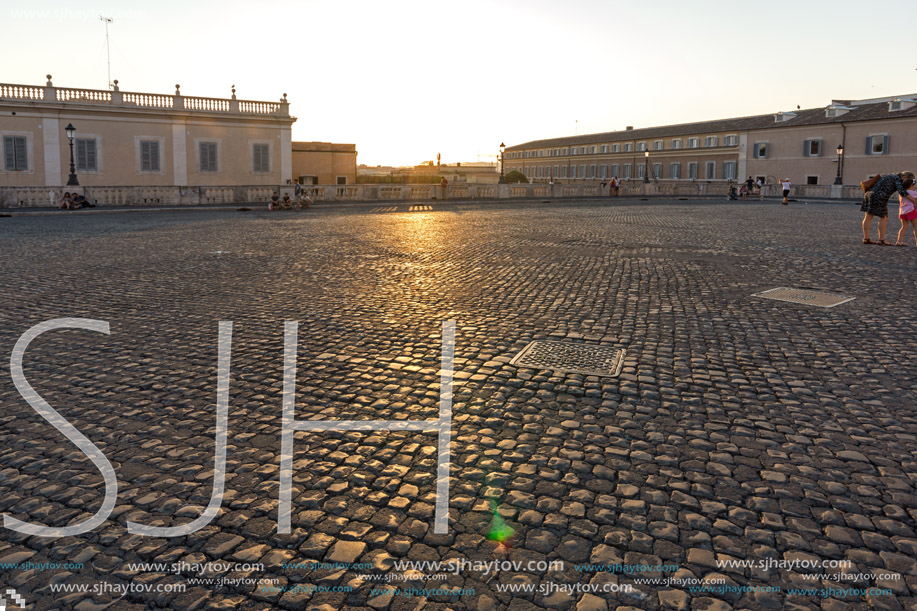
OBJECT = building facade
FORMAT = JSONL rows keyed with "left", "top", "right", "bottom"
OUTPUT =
{"left": 506, "top": 94, "right": 917, "bottom": 187}
{"left": 292, "top": 141, "right": 357, "bottom": 185}
{"left": 0, "top": 76, "right": 295, "bottom": 189}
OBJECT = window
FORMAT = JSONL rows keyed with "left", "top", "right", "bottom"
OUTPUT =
{"left": 624, "top": 143, "right": 633, "bottom": 152}
{"left": 704, "top": 136, "right": 718, "bottom": 148}
{"left": 589, "top": 164, "right": 596, "bottom": 178}
{"left": 75, "top": 138, "right": 97, "bottom": 171}
{"left": 866, "top": 135, "right": 888, "bottom": 155}
{"left": 803, "top": 139, "right": 822, "bottom": 157}
{"left": 253, "top": 144, "right": 270, "bottom": 172}
{"left": 806, "top": 176, "right": 818, "bottom": 185}
{"left": 561, "top": 166, "right": 567, "bottom": 178}
{"left": 636, "top": 142, "right": 647, "bottom": 152}
{"left": 636, "top": 164, "right": 645, "bottom": 179}
{"left": 670, "top": 163, "right": 680, "bottom": 179}
{"left": 554, "top": 149, "right": 560, "bottom": 156}
{"left": 570, "top": 148, "right": 577, "bottom": 156}
{"left": 200, "top": 142, "right": 217, "bottom": 172}
{"left": 579, "top": 164, "right": 586, "bottom": 178}
{"left": 724, "top": 134, "right": 738, "bottom": 146}
{"left": 623, "top": 164, "right": 632, "bottom": 179}
{"left": 3, "top": 136, "right": 27, "bottom": 171}
{"left": 705, "top": 161, "right": 716, "bottom": 179}
{"left": 570, "top": 165, "right": 576, "bottom": 178}
{"left": 600, "top": 165, "right": 607, "bottom": 179}
{"left": 652, "top": 163, "right": 662, "bottom": 179}
{"left": 553, "top": 165, "right": 559, "bottom": 177}
{"left": 539, "top": 150, "right": 544, "bottom": 157}
{"left": 140, "top": 140, "right": 160, "bottom": 172}
{"left": 753, "top": 142, "right": 768, "bottom": 159}
{"left": 611, "top": 164, "right": 619, "bottom": 177}
{"left": 723, "top": 161, "right": 736, "bottom": 180}
{"left": 600, "top": 145, "right": 607, "bottom": 154}
{"left": 671, "top": 139, "right": 682, "bottom": 150}
{"left": 537, "top": 166, "right": 543, "bottom": 178}
{"left": 611, "top": 144, "right": 620, "bottom": 153}
{"left": 653, "top": 140, "right": 663, "bottom": 151}
{"left": 590, "top": 146, "right": 596, "bottom": 154}
{"left": 687, "top": 137, "right": 699, "bottom": 149}
{"left": 337, "top": 176, "right": 347, "bottom": 185}
{"left": 562, "top": 148, "right": 568, "bottom": 155}
{"left": 826, "top": 108, "right": 837, "bottom": 118}
{"left": 688, "top": 162, "right": 697, "bottom": 179}
{"left": 580, "top": 147, "right": 587, "bottom": 154}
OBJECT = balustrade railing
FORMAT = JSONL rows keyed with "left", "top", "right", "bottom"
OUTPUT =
{"left": 0, "top": 182, "right": 863, "bottom": 208}
{"left": 57, "top": 87, "right": 112, "bottom": 104}
{"left": 0, "top": 81, "right": 288, "bottom": 117}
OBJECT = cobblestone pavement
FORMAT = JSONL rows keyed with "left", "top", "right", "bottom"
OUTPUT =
{"left": 0, "top": 199, "right": 915, "bottom": 611}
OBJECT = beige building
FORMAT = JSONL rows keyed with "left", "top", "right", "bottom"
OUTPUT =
{"left": 0, "top": 76, "right": 295, "bottom": 189}
{"left": 506, "top": 94, "right": 917, "bottom": 187}
{"left": 292, "top": 141, "right": 356, "bottom": 185}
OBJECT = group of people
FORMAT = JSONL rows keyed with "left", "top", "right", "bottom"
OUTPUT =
{"left": 58, "top": 192, "right": 94, "bottom": 209}
{"left": 728, "top": 177, "right": 791, "bottom": 203}
{"left": 861, "top": 171, "right": 917, "bottom": 246}
{"left": 269, "top": 189, "right": 312, "bottom": 211}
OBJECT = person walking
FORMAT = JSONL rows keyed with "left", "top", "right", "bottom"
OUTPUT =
{"left": 894, "top": 183, "right": 917, "bottom": 246}
{"left": 780, "top": 178, "right": 791, "bottom": 205}
{"left": 863, "top": 172, "right": 915, "bottom": 244}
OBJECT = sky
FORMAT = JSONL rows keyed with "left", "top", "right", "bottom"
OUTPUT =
{"left": 5, "top": 0, "right": 917, "bottom": 167}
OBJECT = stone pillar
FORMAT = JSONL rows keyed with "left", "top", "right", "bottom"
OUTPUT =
{"left": 43, "top": 74, "right": 57, "bottom": 102}
{"left": 111, "top": 80, "right": 122, "bottom": 105}
{"left": 229, "top": 86, "right": 239, "bottom": 113}
{"left": 172, "top": 120, "right": 188, "bottom": 186}
{"left": 42, "top": 116, "right": 62, "bottom": 187}
{"left": 173, "top": 84, "right": 184, "bottom": 110}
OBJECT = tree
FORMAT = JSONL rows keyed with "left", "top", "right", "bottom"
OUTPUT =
{"left": 504, "top": 170, "right": 529, "bottom": 184}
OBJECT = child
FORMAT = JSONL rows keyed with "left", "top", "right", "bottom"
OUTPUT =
{"left": 780, "top": 178, "right": 791, "bottom": 205}
{"left": 895, "top": 185, "right": 917, "bottom": 246}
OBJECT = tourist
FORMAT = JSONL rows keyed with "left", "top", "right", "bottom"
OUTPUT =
{"left": 739, "top": 184, "right": 748, "bottom": 200}
{"left": 269, "top": 192, "right": 279, "bottom": 211}
{"left": 780, "top": 178, "right": 791, "bottom": 205}
{"left": 441, "top": 177, "right": 448, "bottom": 199}
{"left": 280, "top": 194, "right": 293, "bottom": 209}
{"left": 745, "top": 176, "right": 755, "bottom": 197}
{"left": 862, "top": 172, "right": 914, "bottom": 245}
{"left": 894, "top": 181, "right": 917, "bottom": 246}
{"left": 299, "top": 192, "right": 312, "bottom": 209}
{"left": 59, "top": 192, "right": 72, "bottom": 209}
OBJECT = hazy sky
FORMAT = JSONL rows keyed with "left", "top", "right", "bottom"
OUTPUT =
{"left": 5, "top": 0, "right": 916, "bottom": 166}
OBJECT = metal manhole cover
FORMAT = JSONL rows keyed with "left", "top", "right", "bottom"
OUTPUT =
{"left": 510, "top": 341, "right": 625, "bottom": 377}
{"left": 752, "top": 287, "right": 854, "bottom": 308}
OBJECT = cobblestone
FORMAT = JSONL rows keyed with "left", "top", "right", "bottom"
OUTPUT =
{"left": 0, "top": 200, "right": 915, "bottom": 609}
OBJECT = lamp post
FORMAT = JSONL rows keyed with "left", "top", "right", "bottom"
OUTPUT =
{"left": 499, "top": 142, "right": 506, "bottom": 184}
{"left": 834, "top": 144, "right": 844, "bottom": 185}
{"left": 643, "top": 150, "right": 650, "bottom": 184}
{"left": 65, "top": 123, "right": 79, "bottom": 186}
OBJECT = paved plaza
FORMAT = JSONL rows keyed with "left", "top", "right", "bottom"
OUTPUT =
{"left": 0, "top": 199, "right": 915, "bottom": 610}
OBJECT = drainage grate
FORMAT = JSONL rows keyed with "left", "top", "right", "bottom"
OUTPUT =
{"left": 510, "top": 341, "right": 625, "bottom": 377}
{"left": 752, "top": 287, "right": 855, "bottom": 308}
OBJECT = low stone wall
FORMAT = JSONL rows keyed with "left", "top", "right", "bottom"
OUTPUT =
{"left": 0, "top": 181, "right": 863, "bottom": 208}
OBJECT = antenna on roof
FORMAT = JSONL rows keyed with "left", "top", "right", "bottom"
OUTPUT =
{"left": 100, "top": 16, "right": 113, "bottom": 90}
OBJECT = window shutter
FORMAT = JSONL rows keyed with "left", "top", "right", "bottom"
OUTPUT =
{"left": 865, "top": 137, "right": 871, "bottom": 155}
{"left": 141, "top": 142, "right": 150, "bottom": 171}
{"left": 802, "top": 140, "right": 810, "bottom": 157}
{"left": 86, "top": 140, "right": 96, "bottom": 170}
{"left": 152, "top": 142, "right": 160, "bottom": 171}
{"left": 4, "top": 137, "right": 14, "bottom": 170}
{"left": 883, "top": 135, "right": 889, "bottom": 155}
{"left": 815, "top": 139, "right": 821, "bottom": 157}
{"left": 14, "top": 138, "right": 26, "bottom": 170}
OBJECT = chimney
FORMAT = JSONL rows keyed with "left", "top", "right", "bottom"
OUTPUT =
{"left": 626, "top": 126, "right": 634, "bottom": 130}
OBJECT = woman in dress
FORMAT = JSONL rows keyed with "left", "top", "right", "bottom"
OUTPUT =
{"left": 862, "top": 172, "right": 915, "bottom": 245}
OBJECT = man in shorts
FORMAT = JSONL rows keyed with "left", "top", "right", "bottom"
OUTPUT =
{"left": 780, "top": 178, "right": 791, "bottom": 205}
{"left": 862, "top": 172, "right": 914, "bottom": 244}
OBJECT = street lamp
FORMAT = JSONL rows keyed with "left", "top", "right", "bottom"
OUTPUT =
{"left": 834, "top": 144, "right": 844, "bottom": 185}
{"left": 499, "top": 142, "right": 506, "bottom": 184}
{"left": 65, "top": 123, "right": 79, "bottom": 186}
{"left": 643, "top": 150, "right": 650, "bottom": 184}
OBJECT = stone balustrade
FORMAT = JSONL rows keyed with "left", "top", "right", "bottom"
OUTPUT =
{"left": 0, "top": 181, "right": 865, "bottom": 208}
{"left": 0, "top": 76, "right": 289, "bottom": 117}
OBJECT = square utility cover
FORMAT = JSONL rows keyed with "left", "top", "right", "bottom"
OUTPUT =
{"left": 510, "top": 341, "right": 625, "bottom": 377}
{"left": 752, "top": 287, "right": 854, "bottom": 308}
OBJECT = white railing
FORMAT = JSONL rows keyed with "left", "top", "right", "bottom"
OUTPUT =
{"left": 0, "top": 81, "right": 288, "bottom": 117}
{"left": 0, "top": 84, "right": 43, "bottom": 100}
{"left": 184, "top": 96, "right": 231, "bottom": 112}
{"left": 57, "top": 87, "right": 112, "bottom": 104}
{"left": 0, "top": 182, "right": 865, "bottom": 208}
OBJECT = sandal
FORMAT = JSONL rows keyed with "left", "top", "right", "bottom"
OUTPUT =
{"left": 863, "top": 238, "right": 874, "bottom": 244}
{"left": 876, "top": 240, "right": 890, "bottom": 246}
{"left": 894, "top": 242, "right": 907, "bottom": 247}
